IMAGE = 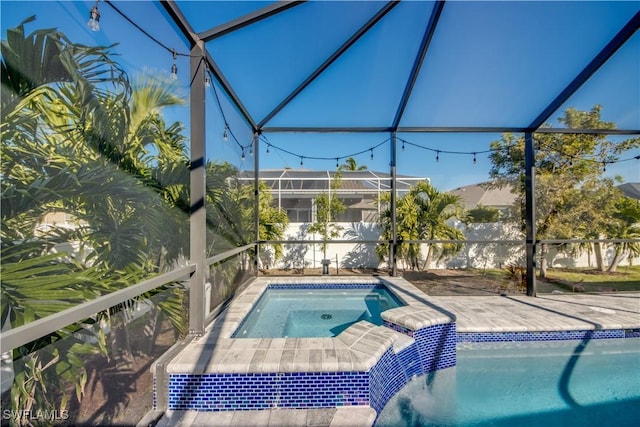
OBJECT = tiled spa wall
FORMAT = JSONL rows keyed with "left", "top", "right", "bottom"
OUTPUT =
{"left": 164, "top": 321, "right": 457, "bottom": 413}
{"left": 457, "top": 328, "right": 629, "bottom": 343}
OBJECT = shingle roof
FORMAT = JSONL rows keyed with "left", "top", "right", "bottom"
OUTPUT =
{"left": 449, "top": 182, "right": 517, "bottom": 210}
{"left": 618, "top": 182, "right": 640, "bottom": 200}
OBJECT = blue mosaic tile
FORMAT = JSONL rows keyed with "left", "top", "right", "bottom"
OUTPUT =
{"left": 268, "top": 283, "right": 380, "bottom": 290}
{"left": 414, "top": 323, "right": 457, "bottom": 372}
{"left": 165, "top": 319, "right": 459, "bottom": 413}
{"left": 397, "top": 342, "right": 422, "bottom": 378}
{"left": 457, "top": 329, "right": 625, "bottom": 343}
{"left": 369, "top": 348, "right": 406, "bottom": 413}
{"left": 625, "top": 329, "right": 640, "bottom": 338}
{"left": 167, "top": 371, "right": 370, "bottom": 411}
{"left": 152, "top": 376, "right": 157, "bottom": 409}
{"left": 383, "top": 321, "right": 414, "bottom": 337}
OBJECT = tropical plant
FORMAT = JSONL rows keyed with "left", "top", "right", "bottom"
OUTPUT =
{"left": 2, "top": 17, "right": 191, "bottom": 420}
{"left": 205, "top": 162, "right": 289, "bottom": 265}
{"left": 307, "top": 171, "right": 346, "bottom": 260}
{"left": 377, "top": 181, "right": 465, "bottom": 270}
{"left": 488, "top": 106, "right": 639, "bottom": 277}
{"left": 338, "top": 156, "right": 367, "bottom": 171}
{"left": 465, "top": 204, "right": 501, "bottom": 224}
{"left": 605, "top": 196, "right": 640, "bottom": 272}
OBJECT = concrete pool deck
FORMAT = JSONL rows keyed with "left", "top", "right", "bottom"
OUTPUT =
{"left": 153, "top": 277, "right": 640, "bottom": 427}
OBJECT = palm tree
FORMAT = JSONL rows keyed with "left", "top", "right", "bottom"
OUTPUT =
{"left": 377, "top": 181, "right": 465, "bottom": 270}
{"left": 606, "top": 197, "right": 640, "bottom": 272}
{"left": 205, "top": 162, "right": 289, "bottom": 262}
{"left": 2, "top": 18, "right": 190, "bottom": 419}
{"left": 338, "top": 156, "right": 367, "bottom": 171}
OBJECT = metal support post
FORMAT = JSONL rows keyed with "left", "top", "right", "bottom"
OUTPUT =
{"left": 524, "top": 132, "right": 537, "bottom": 296}
{"left": 189, "top": 41, "right": 207, "bottom": 335}
{"left": 390, "top": 132, "right": 398, "bottom": 276}
{"left": 254, "top": 132, "right": 260, "bottom": 272}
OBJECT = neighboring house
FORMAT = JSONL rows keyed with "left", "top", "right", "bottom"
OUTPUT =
{"left": 617, "top": 182, "right": 640, "bottom": 200}
{"left": 240, "top": 169, "right": 428, "bottom": 224}
{"left": 448, "top": 182, "right": 517, "bottom": 217}
{"left": 239, "top": 169, "right": 428, "bottom": 270}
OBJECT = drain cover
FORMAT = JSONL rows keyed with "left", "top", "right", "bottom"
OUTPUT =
{"left": 321, "top": 314, "right": 332, "bottom": 320}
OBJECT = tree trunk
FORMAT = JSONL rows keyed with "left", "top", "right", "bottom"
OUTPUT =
{"left": 539, "top": 243, "right": 548, "bottom": 278}
{"left": 594, "top": 241, "right": 605, "bottom": 271}
{"left": 607, "top": 244, "right": 624, "bottom": 273}
{"left": 421, "top": 244, "right": 432, "bottom": 271}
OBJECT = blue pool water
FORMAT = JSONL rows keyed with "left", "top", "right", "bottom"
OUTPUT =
{"left": 233, "top": 285, "right": 405, "bottom": 338}
{"left": 376, "top": 338, "right": 640, "bottom": 426}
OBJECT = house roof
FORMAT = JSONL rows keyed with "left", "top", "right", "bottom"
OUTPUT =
{"left": 618, "top": 182, "right": 640, "bottom": 200}
{"left": 449, "top": 182, "right": 517, "bottom": 210}
{"left": 239, "top": 169, "right": 427, "bottom": 194}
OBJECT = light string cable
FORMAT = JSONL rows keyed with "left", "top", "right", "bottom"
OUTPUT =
{"left": 104, "top": 0, "right": 199, "bottom": 58}
{"left": 260, "top": 135, "right": 391, "bottom": 168}
{"left": 99, "top": 2, "right": 640, "bottom": 170}
{"left": 397, "top": 137, "right": 494, "bottom": 165}
{"left": 206, "top": 65, "right": 248, "bottom": 154}
{"left": 533, "top": 136, "right": 640, "bottom": 171}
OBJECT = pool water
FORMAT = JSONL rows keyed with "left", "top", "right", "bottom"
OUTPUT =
{"left": 376, "top": 338, "right": 640, "bottom": 426}
{"left": 232, "top": 285, "right": 405, "bottom": 338}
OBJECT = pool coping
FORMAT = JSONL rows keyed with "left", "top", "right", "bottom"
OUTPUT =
{"left": 154, "top": 279, "right": 639, "bottom": 423}
{"left": 166, "top": 276, "right": 454, "bottom": 375}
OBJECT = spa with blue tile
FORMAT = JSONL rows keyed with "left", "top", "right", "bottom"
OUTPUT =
{"left": 153, "top": 277, "right": 639, "bottom": 423}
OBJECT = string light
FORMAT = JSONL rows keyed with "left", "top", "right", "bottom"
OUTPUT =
{"left": 170, "top": 49, "right": 178, "bottom": 80}
{"left": 241, "top": 149, "right": 245, "bottom": 161}
{"left": 602, "top": 162, "right": 607, "bottom": 172}
{"left": 87, "top": 0, "right": 100, "bottom": 32}
{"left": 204, "top": 63, "right": 211, "bottom": 88}
{"left": 300, "top": 157, "right": 304, "bottom": 166}
{"left": 96, "top": 0, "right": 638, "bottom": 178}
{"left": 336, "top": 158, "right": 340, "bottom": 168}
{"left": 249, "top": 145, "right": 254, "bottom": 156}
{"left": 223, "top": 125, "right": 228, "bottom": 142}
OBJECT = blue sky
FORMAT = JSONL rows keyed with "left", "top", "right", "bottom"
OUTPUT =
{"left": 2, "top": 0, "right": 638, "bottom": 190}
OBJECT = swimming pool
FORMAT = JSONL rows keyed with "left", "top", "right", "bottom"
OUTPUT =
{"left": 376, "top": 338, "right": 640, "bottom": 426}
{"left": 232, "top": 284, "right": 406, "bottom": 338}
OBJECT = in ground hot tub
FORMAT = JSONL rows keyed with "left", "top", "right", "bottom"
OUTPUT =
{"left": 232, "top": 284, "right": 406, "bottom": 338}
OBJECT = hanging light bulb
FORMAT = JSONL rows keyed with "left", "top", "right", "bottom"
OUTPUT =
{"left": 300, "top": 157, "right": 304, "bottom": 167}
{"left": 170, "top": 50, "right": 178, "bottom": 80}
{"left": 87, "top": 0, "right": 100, "bottom": 32}
{"left": 473, "top": 153, "right": 477, "bottom": 164}
{"left": 436, "top": 151, "right": 440, "bottom": 162}
{"left": 402, "top": 141, "right": 405, "bottom": 151}
{"left": 370, "top": 149, "right": 374, "bottom": 161}
{"left": 266, "top": 144, "right": 270, "bottom": 155}
{"left": 204, "top": 63, "right": 211, "bottom": 88}
{"left": 249, "top": 145, "right": 254, "bottom": 156}
{"left": 241, "top": 149, "right": 245, "bottom": 161}
{"left": 223, "top": 125, "right": 228, "bottom": 142}
{"left": 336, "top": 158, "right": 340, "bottom": 168}
{"left": 602, "top": 162, "right": 607, "bottom": 172}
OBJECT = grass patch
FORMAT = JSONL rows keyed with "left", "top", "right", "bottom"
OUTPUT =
{"left": 539, "top": 265, "right": 640, "bottom": 293}
{"left": 477, "top": 266, "right": 640, "bottom": 294}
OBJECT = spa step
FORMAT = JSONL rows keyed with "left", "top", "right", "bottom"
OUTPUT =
{"left": 154, "top": 407, "right": 377, "bottom": 427}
